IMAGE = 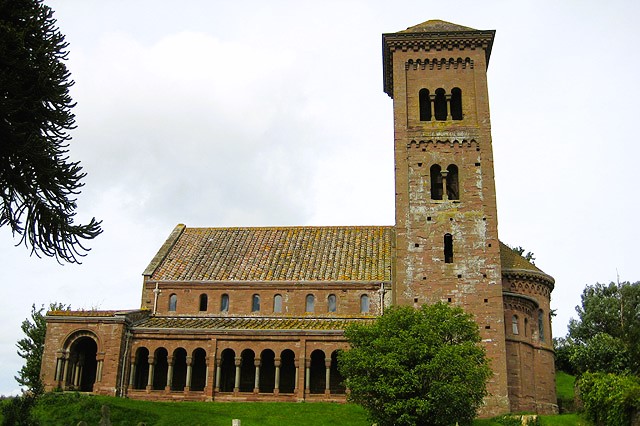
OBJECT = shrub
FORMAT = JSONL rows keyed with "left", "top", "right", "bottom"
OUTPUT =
{"left": 578, "top": 372, "right": 640, "bottom": 426}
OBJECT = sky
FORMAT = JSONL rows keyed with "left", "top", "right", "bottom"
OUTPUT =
{"left": 1, "top": 0, "right": 639, "bottom": 395}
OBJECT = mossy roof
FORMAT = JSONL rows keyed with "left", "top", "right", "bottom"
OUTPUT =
{"left": 400, "top": 19, "right": 478, "bottom": 33}
{"left": 132, "top": 316, "right": 373, "bottom": 331}
{"left": 498, "top": 241, "right": 547, "bottom": 274}
{"left": 145, "top": 225, "right": 394, "bottom": 282}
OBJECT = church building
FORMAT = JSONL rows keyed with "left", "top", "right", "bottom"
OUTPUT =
{"left": 41, "top": 20, "right": 558, "bottom": 416}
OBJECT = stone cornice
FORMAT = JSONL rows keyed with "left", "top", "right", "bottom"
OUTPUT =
{"left": 408, "top": 138, "right": 478, "bottom": 148}
{"left": 383, "top": 29, "right": 495, "bottom": 98}
{"left": 502, "top": 268, "right": 555, "bottom": 291}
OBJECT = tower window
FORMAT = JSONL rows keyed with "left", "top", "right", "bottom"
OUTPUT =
{"left": 512, "top": 315, "right": 519, "bottom": 335}
{"left": 327, "top": 294, "right": 337, "bottom": 312}
{"left": 306, "top": 294, "right": 315, "bottom": 313}
{"left": 446, "top": 164, "right": 459, "bottom": 200}
{"left": 251, "top": 294, "right": 260, "bottom": 312}
{"left": 168, "top": 294, "right": 177, "bottom": 312}
{"left": 538, "top": 310, "right": 545, "bottom": 341}
{"left": 451, "top": 87, "right": 462, "bottom": 120}
{"left": 419, "top": 89, "right": 431, "bottom": 121}
{"left": 430, "top": 164, "right": 443, "bottom": 200}
{"left": 444, "top": 234, "right": 453, "bottom": 263}
{"left": 273, "top": 294, "right": 283, "bottom": 313}
{"left": 220, "top": 294, "right": 229, "bottom": 312}
{"left": 199, "top": 294, "right": 208, "bottom": 311}
{"left": 434, "top": 88, "right": 447, "bottom": 120}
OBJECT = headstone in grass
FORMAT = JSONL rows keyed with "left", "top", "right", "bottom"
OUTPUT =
{"left": 232, "top": 419, "right": 241, "bottom": 426}
{"left": 98, "top": 405, "right": 112, "bottom": 426}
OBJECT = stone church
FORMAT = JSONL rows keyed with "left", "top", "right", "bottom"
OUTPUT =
{"left": 41, "top": 20, "right": 557, "bottom": 416}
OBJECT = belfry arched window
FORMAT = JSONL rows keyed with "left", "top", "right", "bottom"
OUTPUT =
{"left": 168, "top": 294, "right": 177, "bottom": 312}
{"left": 512, "top": 315, "right": 519, "bottom": 335}
{"left": 360, "top": 294, "right": 370, "bottom": 313}
{"left": 446, "top": 164, "right": 459, "bottom": 200}
{"left": 430, "top": 164, "right": 443, "bottom": 200}
{"left": 444, "top": 234, "right": 453, "bottom": 264}
{"left": 419, "top": 89, "right": 431, "bottom": 121}
{"left": 252, "top": 294, "right": 260, "bottom": 312}
{"left": 451, "top": 87, "right": 462, "bottom": 120}
{"left": 434, "top": 88, "right": 447, "bottom": 120}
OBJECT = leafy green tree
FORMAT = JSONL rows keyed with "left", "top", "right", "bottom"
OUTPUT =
{"left": 507, "top": 244, "right": 536, "bottom": 264}
{"left": 579, "top": 372, "right": 640, "bottom": 426}
{"left": 0, "top": 0, "right": 102, "bottom": 263}
{"left": 568, "top": 281, "right": 640, "bottom": 374}
{"left": 570, "top": 333, "right": 630, "bottom": 375}
{"left": 338, "top": 303, "right": 491, "bottom": 426}
{"left": 16, "top": 303, "right": 68, "bottom": 395}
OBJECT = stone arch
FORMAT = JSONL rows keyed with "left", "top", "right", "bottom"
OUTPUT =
{"left": 259, "top": 349, "right": 276, "bottom": 393}
{"left": 171, "top": 347, "right": 188, "bottom": 391}
{"left": 218, "top": 348, "right": 235, "bottom": 392}
{"left": 239, "top": 349, "right": 256, "bottom": 392}
{"left": 330, "top": 350, "right": 346, "bottom": 394}
{"left": 152, "top": 347, "right": 168, "bottom": 390}
{"left": 133, "top": 346, "right": 149, "bottom": 390}
{"left": 309, "top": 349, "right": 326, "bottom": 394}
{"left": 279, "top": 349, "right": 296, "bottom": 393}
{"left": 64, "top": 332, "right": 99, "bottom": 392}
{"left": 191, "top": 348, "right": 207, "bottom": 392}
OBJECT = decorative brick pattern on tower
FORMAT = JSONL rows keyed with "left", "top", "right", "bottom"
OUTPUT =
{"left": 40, "top": 19, "right": 557, "bottom": 417}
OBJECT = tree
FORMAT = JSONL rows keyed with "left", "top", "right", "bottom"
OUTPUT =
{"left": 16, "top": 302, "right": 68, "bottom": 395}
{"left": 0, "top": 0, "right": 102, "bottom": 263}
{"left": 507, "top": 244, "right": 536, "bottom": 264}
{"left": 567, "top": 281, "right": 640, "bottom": 374}
{"left": 338, "top": 303, "right": 491, "bottom": 426}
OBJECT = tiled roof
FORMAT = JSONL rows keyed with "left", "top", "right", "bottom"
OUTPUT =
{"left": 48, "top": 310, "right": 122, "bottom": 317}
{"left": 401, "top": 20, "right": 477, "bottom": 33}
{"left": 146, "top": 225, "right": 393, "bottom": 282}
{"left": 499, "top": 242, "right": 550, "bottom": 276}
{"left": 133, "top": 316, "right": 373, "bottom": 331}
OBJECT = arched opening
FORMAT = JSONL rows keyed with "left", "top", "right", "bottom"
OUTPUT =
{"left": 419, "top": 88, "right": 431, "bottom": 121}
{"left": 451, "top": 87, "right": 462, "bottom": 120}
{"left": 279, "top": 349, "right": 296, "bottom": 394}
{"left": 239, "top": 349, "right": 256, "bottom": 392}
{"left": 327, "top": 294, "right": 337, "bottom": 313}
{"left": 251, "top": 294, "right": 260, "bottom": 312}
{"left": 446, "top": 164, "right": 459, "bottom": 200}
{"left": 273, "top": 294, "right": 283, "bottom": 313}
{"left": 133, "top": 347, "right": 149, "bottom": 390}
{"left": 309, "top": 350, "right": 326, "bottom": 394}
{"left": 219, "top": 349, "right": 235, "bottom": 392}
{"left": 171, "top": 348, "right": 187, "bottom": 391}
{"left": 512, "top": 315, "right": 519, "bottom": 335}
{"left": 168, "top": 294, "right": 177, "bottom": 312}
{"left": 538, "top": 310, "right": 545, "bottom": 342}
{"left": 152, "top": 348, "right": 168, "bottom": 390}
{"left": 444, "top": 234, "right": 454, "bottom": 264}
{"left": 524, "top": 317, "right": 529, "bottom": 337}
{"left": 191, "top": 348, "right": 207, "bottom": 392}
{"left": 220, "top": 293, "right": 229, "bottom": 312}
{"left": 434, "top": 88, "right": 447, "bottom": 120}
{"left": 66, "top": 336, "right": 98, "bottom": 392}
{"left": 360, "top": 294, "right": 370, "bottom": 313}
{"left": 199, "top": 294, "right": 208, "bottom": 312}
{"left": 305, "top": 294, "right": 315, "bottom": 313}
{"left": 259, "top": 349, "right": 276, "bottom": 393}
{"left": 430, "top": 164, "right": 443, "bottom": 200}
{"left": 330, "top": 350, "right": 346, "bottom": 394}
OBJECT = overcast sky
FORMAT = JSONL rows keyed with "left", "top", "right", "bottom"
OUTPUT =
{"left": 1, "top": 0, "right": 639, "bottom": 395}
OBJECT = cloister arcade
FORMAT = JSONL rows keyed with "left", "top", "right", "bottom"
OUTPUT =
{"left": 127, "top": 344, "right": 346, "bottom": 401}
{"left": 52, "top": 331, "right": 101, "bottom": 392}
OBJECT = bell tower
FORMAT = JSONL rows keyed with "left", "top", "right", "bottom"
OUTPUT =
{"left": 383, "top": 20, "right": 509, "bottom": 415}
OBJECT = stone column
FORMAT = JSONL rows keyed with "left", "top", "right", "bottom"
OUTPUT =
{"left": 61, "top": 353, "right": 70, "bottom": 389}
{"left": 166, "top": 356, "right": 174, "bottom": 392}
{"left": 304, "top": 359, "right": 310, "bottom": 394}
{"left": 234, "top": 357, "right": 241, "bottom": 393}
{"left": 128, "top": 359, "right": 136, "bottom": 388}
{"left": 441, "top": 170, "right": 449, "bottom": 201}
{"left": 294, "top": 359, "right": 299, "bottom": 393}
{"left": 325, "top": 359, "right": 332, "bottom": 395}
{"left": 96, "top": 360, "right": 103, "bottom": 383}
{"left": 215, "top": 361, "right": 222, "bottom": 392}
{"left": 146, "top": 356, "right": 155, "bottom": 391}
{"left": 274, "top": 358, "right": 281, "bottom": 395}
{"left": 185, "top": 356, "right": 193, "bottom": 392}
{"left": 253, "top": 359, "right": 260, "bottom": 394}
{"left": 54, "top": 356, "right": 62, "bottom": 382}
{"left": 445, "top": 93, "right": 452, "bottom": 120}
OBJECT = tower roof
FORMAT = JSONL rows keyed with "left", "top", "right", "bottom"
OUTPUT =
{"left": 382, "top": 19, "right": 495, "bottom": 97}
